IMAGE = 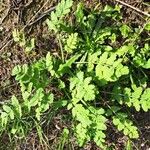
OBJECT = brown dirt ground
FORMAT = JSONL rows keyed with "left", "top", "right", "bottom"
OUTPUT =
{"left": 0, "top": 0, "right": 150, "bottom": 149}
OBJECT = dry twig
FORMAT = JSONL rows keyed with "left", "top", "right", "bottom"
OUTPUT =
{"left": 115, "top": 0, "right": 150, "bottom": 18}
{"left": 27, "top": 6, "right": 55, "bottom": 27}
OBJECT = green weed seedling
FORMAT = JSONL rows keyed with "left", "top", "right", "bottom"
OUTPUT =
{"left": 0, "top": 0, "right": 150, "bottom": 149}
{"left": 12, "top": 29, "right": 35, "bottom": 53}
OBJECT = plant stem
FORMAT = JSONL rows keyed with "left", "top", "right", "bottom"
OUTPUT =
{"left": 57, "top": 34, "right": 64, "bottom": 63}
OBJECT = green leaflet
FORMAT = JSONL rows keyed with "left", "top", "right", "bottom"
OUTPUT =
{"left": 134, "top": 55, "right": 150, "bottom": 69}
{"left": 46, "top": 52, "right": 55, "bottom": 76}
{"left": 144, "top": 21, "right": 150, "bottom": 31}
{"left": 72, "top": 104, "right": 91, "bottom": 127}
{"left": 87, "top": 51, "right": 101, "bottom": 72}
{"left": 12, "top": 29, "right": 35, "bottom": 53}
{"left": 75, "top": 3, "right": 84, "bottom": 23}
{"left": 119, "top": 24, "right": 132, "bottom": 38}
{"left": 113, "top": 85, "right": 150, "bottom": 112}
{"left": 36, "top": 93, "right": 54, "bottom": 121}
{"left": 95, "top": 52, "right": 129, "bottom": 84}
{"left": 3, "top": 105, "right": 14, "bottom": 120}
{"left": 11, "top": 96, "right": 22, "bottom": 118}
{"left": 55, "top": 0, "right": 73, "bottom": 18}
{"left": 46, "top": 0, "right": 73, "bottom": 32}
{"left": 72, "top": 104, "right": 107, "bottom": 148}
{"left": 29, "top": 88, "right": 44, "bottom": 107}
{"left": 133, "top": 42, "right": 150, "bottom": 68}
{"left": 1, "top": 112, "right": 8, "bottom": 128}
{"left": 12, "top": 64, "right": 28, "bottom": 81}
{"left": 140, "top": 88, "right": 150, "bottom": 112}
{"left": 124, "top": 86, "right": 150, "bottom": 112}
{"left": 70, "top": 71, "right": 96, "bottom": 105}
{"left": 113, "top": 113, "right": 139, "bottom": 139}
{"left": 116, "top": 44, "right": 135, "bottom": 56}
{"left": 64, "top": 33, "right": 78, "bottom": 53}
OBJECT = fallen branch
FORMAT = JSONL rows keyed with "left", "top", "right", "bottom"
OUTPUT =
{"left": 27, "top": 6, "right": 56, "bottom": 27}
{"left": 115, "top": 0, "right": 150, "bottom": 18}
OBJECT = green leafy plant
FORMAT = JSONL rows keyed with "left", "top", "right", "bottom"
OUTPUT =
{"left": 46, "top": 1, "right": 149, "bottom": 148}
{"left": 1, "top": 0, "right": 150, "bottom": 149}
{"left": 46, "top": 0, "right": 73, "bottom": 33}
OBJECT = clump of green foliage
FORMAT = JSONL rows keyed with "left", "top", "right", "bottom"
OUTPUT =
{"left": 12, "top": 29, "right": 35, "bottom": 53}
{"left": 1, "top": 0, "right": 150, "bottom": 149}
